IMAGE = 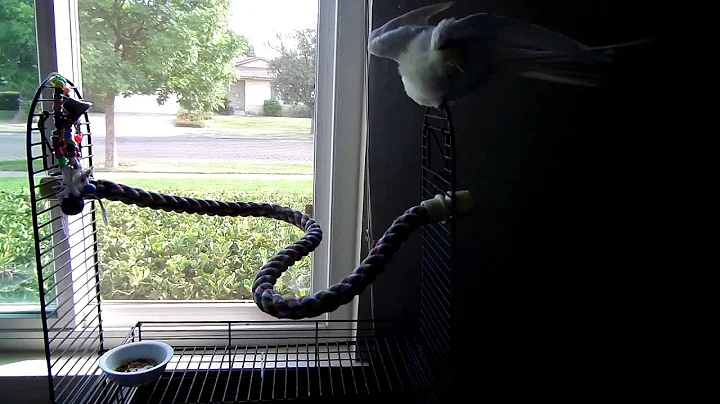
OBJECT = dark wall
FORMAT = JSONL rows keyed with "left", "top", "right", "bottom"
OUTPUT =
{"left": 360, "top": 0, "right": 660, "bottom": 396}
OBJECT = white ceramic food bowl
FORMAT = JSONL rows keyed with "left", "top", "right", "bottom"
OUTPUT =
{"left": 98, "top": 341, "right": 174, "bottom": 387}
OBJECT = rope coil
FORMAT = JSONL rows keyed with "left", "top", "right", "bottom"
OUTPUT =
{"left": 92, "top": 179, "right": 432, "bottom": 319}
{"left": 31, "top": 73, "right": 470, "bottom": 320}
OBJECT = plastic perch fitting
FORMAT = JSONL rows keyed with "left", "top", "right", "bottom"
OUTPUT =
{"left": 420, "top": 190, "right": 473, "bottom": 224}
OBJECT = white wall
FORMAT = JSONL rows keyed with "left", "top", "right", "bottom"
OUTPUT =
{"left": 245, "top": 80, "right": 272, "bottom": 114}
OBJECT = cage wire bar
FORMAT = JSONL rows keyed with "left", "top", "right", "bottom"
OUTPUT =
{"left": 120, "top": 319, "right": 439, "bottom": 403}
{"left": 26, "top": 77, "right": 134, "bottom": 404}
{"left": 27, "top": 78, "right": 453, "bottom": 402}
{"left": 419, "top": 106, "right": 454, "bottom": 391}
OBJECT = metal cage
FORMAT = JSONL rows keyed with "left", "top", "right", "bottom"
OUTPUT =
{"left": 26, "top": 76, "right": 455, "bottom": 402}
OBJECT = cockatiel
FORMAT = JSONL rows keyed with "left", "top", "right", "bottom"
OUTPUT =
{"left": 368, "top": 1, "right": 652, "bottom": 108}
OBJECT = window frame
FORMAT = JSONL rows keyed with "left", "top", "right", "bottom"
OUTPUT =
{"left": 0, "top": 0, "right": 84, "bottom": 350}
{"left": 0, "top": 0, "right": 369, "bottom": 351}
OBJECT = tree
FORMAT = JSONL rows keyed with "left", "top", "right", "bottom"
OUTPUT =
{"left": 78, "top": 0, "right": 251, "bottom": 168}
{"left": 267, "top": 27, "right": 317, "bottom": 110}
{"left": 0, "top": 0, "right": 39, "bottom": 113}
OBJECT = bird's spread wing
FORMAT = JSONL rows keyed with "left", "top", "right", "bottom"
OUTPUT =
{"left": 430, "top": 13, "right": 619, "bottom": 87}
{"left": 369, "top": 1, "right": 455, "bottom": 60}
{"left": 432, "top": 13, "right": 593, "bottom": 59}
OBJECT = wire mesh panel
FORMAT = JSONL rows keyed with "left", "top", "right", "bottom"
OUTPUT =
{"left": 25, "top": 77, "right": 123, "bottom": 404}
{"left": 419, "top": 107, "right": 454, "bottom": 390}
{"left": 114, "top": 320, "right": 439, "bottom": 403}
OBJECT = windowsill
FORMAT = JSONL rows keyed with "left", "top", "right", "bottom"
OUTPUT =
{"left": 1, "top": 341, "right": 370, "bottom": 377}
{"left": 0, "top": 354, "right": 51, "bottom": 404}
{"left": 0, "top": 320, "right": 360, "bottom": 378}
{"left": 0, "top": 351, "right": 48, "bottom": 377}
{"left": 0, "top": 306, "right": 56, "bottom": 319}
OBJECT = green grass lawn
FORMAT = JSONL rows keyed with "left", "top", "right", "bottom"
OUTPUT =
{"left": 99, "top": 161, "right": 313, "bottom": 174}
{"left": 0, "top": 178, "right": 26, "bottom": 191}
{"left": 207, "top": 116, "right": 311, "bottom": 132}
{"left": 0, "top": 159, "right": 313, "bottom": 175}
{"left": 0, "top": 177, "right": 312, "bottom": 195}
{"left": 0, "top": 110, "right": 16, "bottom": 120}
{"left": 0, "top": 160, "right": 26, "bottom": 171}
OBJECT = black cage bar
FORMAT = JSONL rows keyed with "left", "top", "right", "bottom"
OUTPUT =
{"left": 419, "top": 107, "right": 454, "bottom": 391}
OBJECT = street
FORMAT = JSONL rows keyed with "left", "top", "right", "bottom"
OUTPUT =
{"left": 0, "top": 132, "right": 313, "bottom": 163}
{"left": 0, "top": 113, "right": 313, "bottom": 164}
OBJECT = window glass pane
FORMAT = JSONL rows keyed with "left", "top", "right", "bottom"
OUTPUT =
{"left": 75, "top": 0, "right": 318, "bottom": 302}
{"left": 0, "top": 0, "right": 46, "bottom": 313}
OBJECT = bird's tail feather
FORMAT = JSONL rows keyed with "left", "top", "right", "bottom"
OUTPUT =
{"left": 502, "top": 55, "right": 610, "bottom": 86}
{"left": 503, "top": 37, "right": 652, "bottom": 86}
{"left": 518, "top": 65, "right": 606, "bottom": 87}
{"left": 589, "top": 37, "right": 655, "bottom": 54}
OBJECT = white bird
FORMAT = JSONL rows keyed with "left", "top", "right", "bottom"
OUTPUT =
{"left": 368, "top": 1, "right": 652, "bottom": 108}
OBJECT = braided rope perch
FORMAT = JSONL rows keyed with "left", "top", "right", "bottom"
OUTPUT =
{"left": 29, "top": 73, "right": 472, "bottom": 320}
{"left": 91, "top": 179, "right": 469, "bottom": 320}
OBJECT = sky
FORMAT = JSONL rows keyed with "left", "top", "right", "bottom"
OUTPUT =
{"left": 229, "top": 0, "right": 318, "bottom": 58}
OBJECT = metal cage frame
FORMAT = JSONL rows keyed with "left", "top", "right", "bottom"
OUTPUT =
{"left": 26, "top": 75, "right": 114, "bottom": 404}
{"left": 25, "top": 74, "right": 455, "bottom": 402}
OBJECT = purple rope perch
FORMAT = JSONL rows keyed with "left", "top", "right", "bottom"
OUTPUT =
{"left": 92, "top": 179, "right": 432, "bottom": 320}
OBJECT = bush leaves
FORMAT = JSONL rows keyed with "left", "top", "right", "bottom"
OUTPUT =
{"left": 1, "top": 187, "right": 313, "bottom": 303}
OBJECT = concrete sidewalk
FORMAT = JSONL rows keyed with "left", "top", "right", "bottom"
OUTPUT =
{"left": 0, "top": 171, "right": 312, "bottom": 181}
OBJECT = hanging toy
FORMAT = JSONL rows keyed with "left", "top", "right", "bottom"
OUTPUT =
{"left": 45, "top": 73, "right": 105, "bottom": 234}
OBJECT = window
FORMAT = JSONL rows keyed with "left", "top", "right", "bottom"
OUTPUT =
{"left": 0, "top": 0, "right": 48, "bottom": 348}
{"left": 0, "top": 0, "right": 40, "bottom": 312}
{"left": 0, "top": 0, "right": 368, "bottom": 350}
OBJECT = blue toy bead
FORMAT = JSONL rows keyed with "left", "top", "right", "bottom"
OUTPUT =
{"left": 82, "top": 183, "right": 96, "bottom": 195}
{"left": 60, "top": 195, "right": 85, "bottom": 216}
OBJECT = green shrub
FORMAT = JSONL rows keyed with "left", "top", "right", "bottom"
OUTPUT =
{"left": 0, "top": 188, "right": 55, "bottom": 303}
{"left": 175, "top": 120, "right": 205, "bottom": 128}
{"left": 214, "top": 96, "right": 234, "bottom": 116}
{"left": 0, "top": 187, "right": 312, "bottom": 303}
{"left": 262, "top": 100, "right": 282, "bottom": 117}
{"left": 290, "top": 104, "right": 312, "bottom": 119}
{"left": 0, "top": 91, "right": 21, "bottom": 111}
{"left": 177, "top": 108, "right": 212, "bottom": 121}
{"left": 176, "top": 108, "right": 211, "bottom": 128}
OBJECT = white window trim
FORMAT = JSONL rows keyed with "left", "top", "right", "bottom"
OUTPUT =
{"left": 0, "top": 0, "right": 369, "bottom": 351}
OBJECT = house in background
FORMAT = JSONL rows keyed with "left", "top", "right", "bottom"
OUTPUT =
{"left": 78, "top": 57, "right": 278, "bottom": 116}
{"left": 229, "top": 57, "right": 276, "bottom": 115}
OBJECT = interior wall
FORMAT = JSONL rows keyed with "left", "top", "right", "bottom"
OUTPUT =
{"left": 360, "top": 0, "right": 660, "bottom": 395}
